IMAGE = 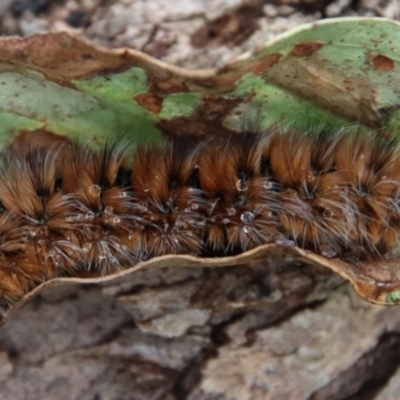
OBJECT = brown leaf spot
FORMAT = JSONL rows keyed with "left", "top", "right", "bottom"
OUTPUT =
{"left": 371, "top": 54, "right": 395, "bottom": 72}
{"left": 250, "top": 53, "right": 282, "bottom": 75}
{"left": 133, "top": 78, "right": 189, "bottom": 115}
{"left": 290, "top": 42, "right": 323, "bottom": 57}
{"left": 134, "top": 93, "right": 163, "bottom": 114}
{"left": 159, "top": 95, "right": 246, "bottom": 139}
{"left": 8, "top": 129, "right": 72, "bottom": 155}
{"left": 151, "top": 78, "right": 190, "bottom": 96}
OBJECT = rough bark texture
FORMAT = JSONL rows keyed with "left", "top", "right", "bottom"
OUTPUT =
{"left": 1, "top": 1, "right": 400, "bottom": 399}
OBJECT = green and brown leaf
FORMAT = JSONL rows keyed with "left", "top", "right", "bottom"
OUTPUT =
{"left": 1, "top": 17, "right": 400, "bottom": 323}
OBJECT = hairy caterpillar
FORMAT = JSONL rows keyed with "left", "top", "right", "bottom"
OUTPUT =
{"left": 0, "top": 126, "right": 399, "bottom": 308}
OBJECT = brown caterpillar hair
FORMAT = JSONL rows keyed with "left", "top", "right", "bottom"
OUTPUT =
{"left": 0, "top": 126, "right": 400, "bottom": 307}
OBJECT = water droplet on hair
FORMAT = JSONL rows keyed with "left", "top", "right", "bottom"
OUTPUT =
{"left": 236, "top": 179, "right": 248, "bottom": 192}
{"left": 99, "top": 252, "right": 107, "bottom": 260}
{"left": 191, "top": 204, "right": 199, "bottom": 210}
{"left": 86, "top": 211, "right": 95, "bottom": 220}
{"left": 38, "top": 239, "right": 45, "bottom": 246}
{"left": 243, "top": 226, "right": 250, "bottom": 234}
{"left": 240, "top": 211, "right": 254, "bottom": 224}
{"left": 321, "top": 248, "right": 337, "bottom": 258}
{"left": 222, "top": 218, "right": 230, "bottom": 225}
{"left": 112, "top": 217, "right": 121, "bottom": 224}
{"left": 166, "top": 198, "right": 173, "bottom": 207}
{"left": 118, "top": 191, "right": 128, "bottom": 198}
{"left": 187, "top": 187, "right": 196, "bottom": 193}
{"left": 263, "top": 181, "right": 274, "bottom": 190}
{"left": 83, "top": 243, "right": 92, "bottom": 252}
{"left": 89, "top": 184, "right": 101, "bottom": 196}
{"left": 227, "top": 207, "right": 236, "bottom": 216}
{"left": 105, "top": 206, "right": 114, "bottom": 215}
{"left": 276, "top": 238, "right": 295, "bottom": 248}
{"left": 47, "top": 250, "right": 55, "bottom": 257}
{"left": 323, "top": 209, "right": 333, "bottom": 218}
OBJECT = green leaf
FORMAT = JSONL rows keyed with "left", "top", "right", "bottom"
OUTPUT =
{"left": 0, "top": 17, "right": 399, "bottom": 150}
